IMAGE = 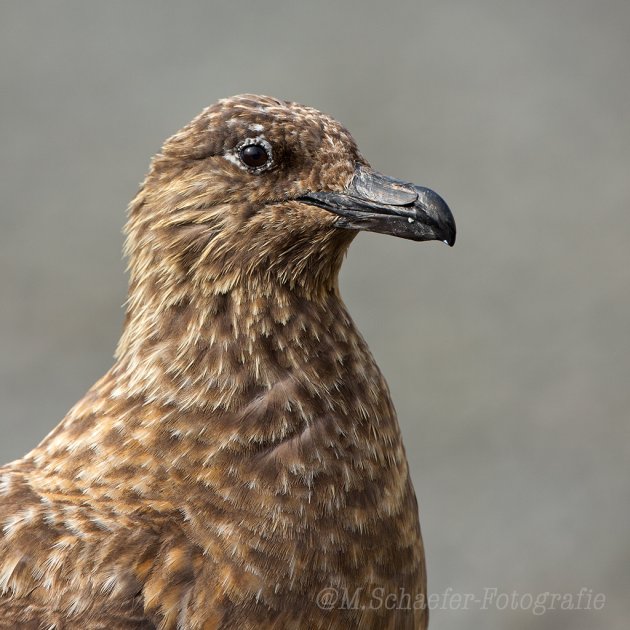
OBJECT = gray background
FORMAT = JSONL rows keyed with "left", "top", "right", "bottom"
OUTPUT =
{"left": 1, "top": 1, "right": 628, "bottom": 628}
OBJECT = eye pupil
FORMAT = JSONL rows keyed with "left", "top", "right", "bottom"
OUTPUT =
{"left": 240, "top": 143, "right": 269, "bottom": 168}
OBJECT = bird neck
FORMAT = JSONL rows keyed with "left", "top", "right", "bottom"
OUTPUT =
{"left": 107, "top": 279, "right": 401, "bottom": 488}
{"left": 113, "top": 280, "right": 359, "bottom": 410}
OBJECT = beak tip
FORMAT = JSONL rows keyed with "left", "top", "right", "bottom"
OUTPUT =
{"left": 443, "top": 226, "right": 456, "bottom": 247}
{"left": 414, "top": 186, "right": 456, "bottom": 247}
{"left": 434, "top": 217, "right": 456, "bottom": 247}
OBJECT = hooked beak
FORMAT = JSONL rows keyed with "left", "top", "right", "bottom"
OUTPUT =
{"left": 297, "top": 165, "right": 456, "bottom": 246}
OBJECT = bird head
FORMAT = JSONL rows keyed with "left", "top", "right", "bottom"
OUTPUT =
{"left": 125, "top": 94, "right": 455, "bottom": 297}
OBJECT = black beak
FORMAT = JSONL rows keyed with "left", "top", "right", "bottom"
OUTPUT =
{"left": 297, "top": 166, "right": 456, "bottom": 246}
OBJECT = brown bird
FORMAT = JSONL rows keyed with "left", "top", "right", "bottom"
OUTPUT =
{"left": 0, "top": 94, "right": 455, "bottom": 629}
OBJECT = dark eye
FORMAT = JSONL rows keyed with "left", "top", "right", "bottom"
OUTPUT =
{"left": 240, "top": 143, "right": 270, "bottom": 169}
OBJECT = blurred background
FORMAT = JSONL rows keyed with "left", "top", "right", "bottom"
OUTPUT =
{"left": 1, "top": 1, "right": 628, "bottom": 627}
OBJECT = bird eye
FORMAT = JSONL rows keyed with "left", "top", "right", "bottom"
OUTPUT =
{"left": 238, "top": 139, "right": 273, "bottom": 171}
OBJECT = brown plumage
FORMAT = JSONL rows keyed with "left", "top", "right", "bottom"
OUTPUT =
{"left": 0, "top": 95, "right": 455, "bottom": 629}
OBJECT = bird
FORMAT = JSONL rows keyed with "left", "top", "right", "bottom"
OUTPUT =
{"left": 0, "top": 94, "right": 455, "bottom": 629}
